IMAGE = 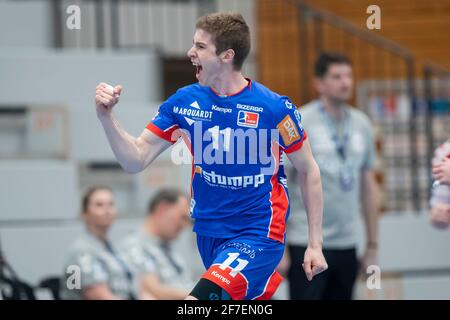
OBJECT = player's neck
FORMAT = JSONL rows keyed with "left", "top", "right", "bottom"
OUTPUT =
{"left": 210, "top": 71, "right": 248, "bottom": 97}
{"left": 320, "top": 96, "right": 346, "bottom": 121}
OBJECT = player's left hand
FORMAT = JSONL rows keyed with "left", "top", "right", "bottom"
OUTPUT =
{"left": 302, "top": 246, "right": 328, "bottom": 281}
{"left": 432, "top": 158, "right": 450, "bottom": 185}
{"left": 359, "top": 247, "right": 378, "bottom": 277}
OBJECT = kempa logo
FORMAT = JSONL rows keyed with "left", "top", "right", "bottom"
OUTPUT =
{"left": 195, "top": 166, "right": 265, "bottom": 189}
{"left": 211, "top": 271, "right": 231, "bottom": 285}
{"left": 212, "top": 105, "right": 232, "bottom": 114}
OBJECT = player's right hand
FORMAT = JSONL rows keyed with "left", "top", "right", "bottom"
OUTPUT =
{"left": 95, "top": 82, "right": 122, "bottom": 118}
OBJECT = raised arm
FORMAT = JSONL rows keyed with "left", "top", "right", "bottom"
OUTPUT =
{"left": 95, "top": 83, "right": 171, "bottom": 173}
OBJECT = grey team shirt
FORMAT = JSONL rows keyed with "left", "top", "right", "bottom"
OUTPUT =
{"left": 60, "top": 230, "right": 139, "bottom": 300}
{"left": 120, "top": 229, "right": 195, "bottom": 292}
{"left": 286, "top": 100, "right": 376, "bottom": 249}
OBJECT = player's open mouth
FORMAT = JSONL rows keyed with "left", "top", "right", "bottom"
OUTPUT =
{"left": 192, "top": 62, "right": 202, "bottom": 78}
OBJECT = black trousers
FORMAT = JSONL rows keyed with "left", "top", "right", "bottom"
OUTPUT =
{"left": 287, "top": 245, "right": 358, "bottom": 300}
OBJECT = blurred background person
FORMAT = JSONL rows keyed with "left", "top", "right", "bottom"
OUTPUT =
{"left": 432, "top": 139, "right": 450, "bottom": 186}
{"left": 285, "top": 52, "right": 380, "bottom": 300}
{"left": 120, "top": 189, "right": 194, "bottom": 300}
{"left": 430, "top": 139, "right": 450, "bottom": 229}
{"left": 60, "top": 186, "right": 141, "bottom": 300}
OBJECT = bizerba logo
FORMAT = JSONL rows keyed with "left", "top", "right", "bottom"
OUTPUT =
{"left": 236, "top": 104, "right": 263, "bottom": 113}
{"left": 195, "top": 166, "right": 264, "bottom": 189}
{"left": 173, "top": 106, "right": 213, "bottom": 120}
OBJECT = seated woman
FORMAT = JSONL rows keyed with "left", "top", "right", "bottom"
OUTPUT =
{"left": 60, "top": 186, "right": 149, "bottom": 300}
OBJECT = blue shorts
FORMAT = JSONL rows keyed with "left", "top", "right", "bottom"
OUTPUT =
{"left": 196, "top": 234, "right": 285, "bottom": 300}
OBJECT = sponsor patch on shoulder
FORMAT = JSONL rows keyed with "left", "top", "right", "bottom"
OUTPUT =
{"left": 277, "top": 115, "right": 301, "bottom": 146}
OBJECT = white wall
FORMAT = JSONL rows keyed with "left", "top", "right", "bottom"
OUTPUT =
{"left": 0, "top": 0, "right": 52, "bottom": 48}
{"left": 0, "top": 49, "right": 161, "bottom": 105}
{"left": 0, "top": 160, "right": 78, "bottom": 221}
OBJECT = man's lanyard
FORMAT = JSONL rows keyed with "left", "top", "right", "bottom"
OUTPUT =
{"left": 103, "top": 240, "right": 136, "bottom": 300}
{"left": 318, "top": 103, "right": 351, "bottom": 162}
{"left": 160, "top": 242, "right": 183, "bottom": 275}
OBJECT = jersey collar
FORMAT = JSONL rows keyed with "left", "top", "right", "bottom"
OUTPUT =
{"left": 209, "top": 78, "right": 252, "bottom": 98}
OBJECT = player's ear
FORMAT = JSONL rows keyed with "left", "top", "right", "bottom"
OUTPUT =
{"left": 220, "top": 49, "right": 235, "bottom": 65}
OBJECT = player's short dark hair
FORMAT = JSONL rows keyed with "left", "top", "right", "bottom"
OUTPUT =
{"left": 147, "top": 189, "right": 187, "bottom": 214}
{"left": 196, "top": 12, "right": 250, "bottom": 70}
{"left": 314, "top": 52, "right": 352, "bottom": 78}
{"left": 81, "top": 186, "right": 112, "bottom": 213}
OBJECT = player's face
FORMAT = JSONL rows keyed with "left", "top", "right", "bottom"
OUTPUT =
{"left": 187, "top": 29, "right": 222, "bottom": 86}
{"left": 83, "top": 189, "right": 117, "bottom": 229}
{"left": 158, "top": 197, "right": 190, "bottom": 241}
{"left": 316, "top": 63, "right": 353, "bottom": 103}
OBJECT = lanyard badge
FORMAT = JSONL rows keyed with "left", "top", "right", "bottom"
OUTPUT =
{"left": 319, "top": 104, "right": 354, "bottom": 192}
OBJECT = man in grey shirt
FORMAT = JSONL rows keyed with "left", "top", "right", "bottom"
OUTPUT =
{"left": 285, "top": 53, "right": 380, "bottom": 299}
{"left": 120, "top": 189, "right": 195, "bottom": 299}
{"left": 61, "top": 186, "right": 141, "bottom": 300}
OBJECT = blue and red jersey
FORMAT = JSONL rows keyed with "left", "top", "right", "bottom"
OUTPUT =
{"left": 146, "top": 79, "right": 306, "bottom": 243}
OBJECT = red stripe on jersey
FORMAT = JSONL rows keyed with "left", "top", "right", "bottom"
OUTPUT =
{"left": 202, "top": 264, "right": 248, "bottom": 300}
{"left": 268, "top": 141, "right": 289, "bottom": 243}
{"left": 255, "top": 271, "right": 283, "bottom": 300}
{"left": 146, "top": 123, "right": 180, "bottom": 143}
{"left": 284, "top": 130, "right": 308, "bottom": 154}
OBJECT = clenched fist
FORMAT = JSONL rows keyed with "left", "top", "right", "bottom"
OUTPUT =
{"left": 95, "top": 82, "right": 122, "bottom": 118}
{"left": 302, "top": 246, "right": 328, "bottom": 281}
